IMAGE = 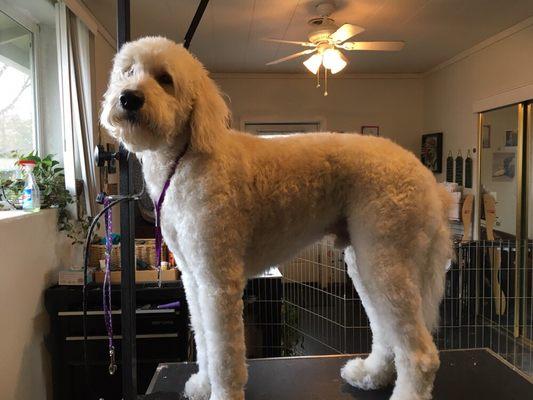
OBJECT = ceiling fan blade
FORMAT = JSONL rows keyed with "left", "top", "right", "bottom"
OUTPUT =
{"left": 340, "top": 41, "right": 405, "bottom": 51}
{"left": 266, "top": 48, "right": 317, "bottom": 65}
{"left": 330, "top": 24, "right": 365, "bottom": 43}
{"left": 262, "top": 38, "right": 316, "bottom": 47}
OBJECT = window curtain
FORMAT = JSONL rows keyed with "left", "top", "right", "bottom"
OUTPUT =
{"left": 56, "top": 2, "right": 97, "bottom": 216}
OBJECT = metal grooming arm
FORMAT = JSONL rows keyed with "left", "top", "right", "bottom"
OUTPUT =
{"left": 116, "top": 1, "right": 138, "bottom": 399}
{"left": 114, "top": 0, "right": 210, "bottom": 398}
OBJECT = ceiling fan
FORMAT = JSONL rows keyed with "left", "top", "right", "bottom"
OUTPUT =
{"left": 264, "top": 1, "right": 405, "bottom": 94}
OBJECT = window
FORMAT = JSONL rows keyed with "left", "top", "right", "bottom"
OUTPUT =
{"left": 244, "top": 122, "right": 321, "bottom": 137}
{"left": 0, "top": 10, "right": 36, "bottom": 179}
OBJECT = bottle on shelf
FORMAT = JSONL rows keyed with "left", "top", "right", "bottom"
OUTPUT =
{"left": 19, "top": 160, "right": 41, "bottom": 212}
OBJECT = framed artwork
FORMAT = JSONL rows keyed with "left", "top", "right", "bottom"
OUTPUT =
{"left": 505, "top": 130, "right": 518, "bottom": 147}
{"left": 421, "top": 132, "right": 443, "bottom": 173}
{"left": 482, "top": 125, "right": 491, "bottom": 148}
{"left": 492, "top": 152, "right": 516, "bottom": 182}
{"left": 361, "top": 125, "right": 379, "bottom": 136}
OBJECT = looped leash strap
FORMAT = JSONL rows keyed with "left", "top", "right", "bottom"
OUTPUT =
{"left": 103, "top": 197, "right": 117, "bottom": 375}
{"left": 154, "top": 143, "right": 189, "bottom": 287}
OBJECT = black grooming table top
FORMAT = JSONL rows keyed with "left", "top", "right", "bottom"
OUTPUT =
{"left": 145, "top": 349, "right": 532, "bottom": 400}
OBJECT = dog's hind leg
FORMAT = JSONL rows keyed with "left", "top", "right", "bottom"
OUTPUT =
{"left": 341, "top": 243, "right": 440, "bottom": 400}
{"left": 182, "top": 271, "right": 211, "bottom": 400}
{"left": 341, "top": 246, "right": 396, "bottom": 390}
{"left": 197, "top": 265, "right": 247, "bottom": 400}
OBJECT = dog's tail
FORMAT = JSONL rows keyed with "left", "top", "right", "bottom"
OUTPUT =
{"left": 421, "top": 185, "right": 454, "bottom": 333}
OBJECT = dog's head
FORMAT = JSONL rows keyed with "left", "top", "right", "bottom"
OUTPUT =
{"left": 101, "top": 36, "right": 229, "bottom": 153}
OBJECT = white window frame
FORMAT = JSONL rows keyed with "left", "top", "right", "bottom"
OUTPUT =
{"left": 0, "top": 0, "right": 43, "bottom": 156}
{"left": 241, "top": 117, "right": 326, "bottom": 137}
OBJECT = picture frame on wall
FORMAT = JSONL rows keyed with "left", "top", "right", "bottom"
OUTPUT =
{"left": 482, "top": 125, "right": 491, "bottom": 148}
{"left": 361, "top": 125, "right": 379, "bottom": 136}
{"left": 505, "top": 130, "right": 518, "bottom": 147}
{"left": 421, "top": 132, "right": 443, "bottom": 173}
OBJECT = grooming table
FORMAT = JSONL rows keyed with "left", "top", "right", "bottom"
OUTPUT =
{"left": 144, "top": 349, "right": 532, "bottom": 399}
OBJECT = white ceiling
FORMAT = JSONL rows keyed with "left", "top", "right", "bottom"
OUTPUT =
{"left": 84, "top": 0, "right": 533, "bottom": 74}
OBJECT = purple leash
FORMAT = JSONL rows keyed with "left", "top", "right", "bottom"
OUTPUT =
{"left": 103, "top": 197, "right": 117, "bottom": 375}
{"left": 99, "top": 145, "right": 187, "bottom": 374}
{"left": 154, "top": 144, "right": 189, "bottom": 287}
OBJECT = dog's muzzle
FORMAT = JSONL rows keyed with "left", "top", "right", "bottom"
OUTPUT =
{"left": 119, "top": 89, "right": 145, "bottom": 111}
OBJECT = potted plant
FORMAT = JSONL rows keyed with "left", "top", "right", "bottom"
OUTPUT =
{"left": 0, "top": 151, "right": 91, "bottom": 244}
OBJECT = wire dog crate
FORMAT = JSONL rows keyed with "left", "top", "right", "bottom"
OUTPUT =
{"left": 242, "top": 237, "right": 533, "bottom": 378}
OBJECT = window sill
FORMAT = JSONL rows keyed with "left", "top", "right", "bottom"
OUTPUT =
{"left": 0, "top": 208, "right": 56, "bottom": 223}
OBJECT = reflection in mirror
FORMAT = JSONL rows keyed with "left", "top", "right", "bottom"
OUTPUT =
{"left": 479, "top": 104, "right": 519, "bottom": 239}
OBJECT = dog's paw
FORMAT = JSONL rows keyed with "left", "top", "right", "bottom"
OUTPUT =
{"left": 184, "top": 373, "right": 211, "bottom": 400}
{"left": 341, "top": 357, "right": 395, "bottom": 390}
{"left": 209, "top": 391, "right": 244, "bottom": 400}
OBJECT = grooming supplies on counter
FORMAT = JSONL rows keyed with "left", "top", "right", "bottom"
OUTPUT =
{"left": 89, "top": 238, "right": 169, "bottom": 269}
{"left": 59, "top": 266, "right": 94, "bottom": 285}
{"left": 442, "top": 182, "right": 462, "bottom": 221}
{"left": 94, "top": 268, "right": 179, "bottom": 284}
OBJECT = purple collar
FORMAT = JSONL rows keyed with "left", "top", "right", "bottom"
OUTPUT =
{"left": 154, "top": 143, "right": 189, "bottom": 285}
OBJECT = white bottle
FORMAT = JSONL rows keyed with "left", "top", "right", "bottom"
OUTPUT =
{"left": 20, "top": 160, "right": 41, "bottom": 212}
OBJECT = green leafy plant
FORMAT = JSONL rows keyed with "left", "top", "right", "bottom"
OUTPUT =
{"left": 0, "top": 151, "right": 91, "bottom": 244}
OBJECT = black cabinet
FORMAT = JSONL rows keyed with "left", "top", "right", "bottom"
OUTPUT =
{"left": 44, "top": 282, "right": 189, "bottom": 400}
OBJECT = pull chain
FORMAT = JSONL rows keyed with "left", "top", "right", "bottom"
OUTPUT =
{"left": 324, "top": 67, "right": 328, "bottom": 96}
{"left": 316, "top": 65, "right": 321, "bottom": 88}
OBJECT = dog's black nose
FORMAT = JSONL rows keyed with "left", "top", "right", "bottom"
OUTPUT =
{"left": 119, "top": 90, "right": 144, "bottom": 111}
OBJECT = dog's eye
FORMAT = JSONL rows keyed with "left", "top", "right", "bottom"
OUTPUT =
{"left": 126, "top": 67, "right": 134, "bottom": 77}
{"left": 156, "top": 73, "right": 173, "bottom": 86}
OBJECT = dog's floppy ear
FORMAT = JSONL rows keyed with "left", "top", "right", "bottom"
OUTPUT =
{"left": 189, "top": 72, "right": 230, "bottom": 153}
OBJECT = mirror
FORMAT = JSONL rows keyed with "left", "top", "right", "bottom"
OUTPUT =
{"left": 479, "top": 104, "right": 519, "bottom": 239}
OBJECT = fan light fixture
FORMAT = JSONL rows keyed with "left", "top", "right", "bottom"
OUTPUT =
{"left": 303, "top": 48, "right": 347, "bottom": 75}
{"left": 303, "top": 53, "right": 322, "bottom": 74}
{"left": 320, "top": 48, "right": 347, "bottom": 74}
{"left": 264, "top": 2, "right": 405, "bottom": 96}
{"left": 302, "top": 47, "right": 348, "bottom": 96}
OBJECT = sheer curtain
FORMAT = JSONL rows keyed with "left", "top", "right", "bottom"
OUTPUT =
{"left": 56, "top": 2, "right": 97, "bottom": 216}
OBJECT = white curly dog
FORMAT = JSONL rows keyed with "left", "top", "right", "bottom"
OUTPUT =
{"left": 101, "top": 37, "right": 452, "bottom": 400}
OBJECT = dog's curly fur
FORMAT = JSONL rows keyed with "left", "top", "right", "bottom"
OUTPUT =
{"left": 101, "top": 36, "right": 453, "bottom": 400}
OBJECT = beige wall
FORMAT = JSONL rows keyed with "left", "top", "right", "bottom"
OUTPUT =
{"left": 423, "top": 22, "right": 533, "bottom": 238}
{"left": 423, "top": 23, "right": 533, "bottom": 184}
{"left": 0, "top": 210, "right": 65, "bottom": 400}
{"left": 214, "top": 74, "right": 424, "bottom": 155}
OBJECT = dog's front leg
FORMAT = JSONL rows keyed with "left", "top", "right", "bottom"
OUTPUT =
{"left": 182, "top": 271, "right": 211, "bottom": 400}
{"left": 198, "top": 268, "right": 247, "bottom": 400}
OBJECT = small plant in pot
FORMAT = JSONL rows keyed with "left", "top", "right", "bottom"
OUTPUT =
{"left": 0, "top": 151, "right": 92, "bottom": 244}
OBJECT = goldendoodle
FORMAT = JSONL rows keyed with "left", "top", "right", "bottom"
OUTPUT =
{"left": 101, "top": 36, "right": 452, "bottom": 400}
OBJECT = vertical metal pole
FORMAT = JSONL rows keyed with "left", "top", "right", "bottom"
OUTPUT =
{"left": 117, "top": 1, "right": 137, "bottom": 398}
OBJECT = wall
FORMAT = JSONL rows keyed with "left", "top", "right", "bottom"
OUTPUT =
{"left": 0, "top": 210, "right": 66, "bottom": 400}
{"left": 423, "top": 22, "right": 533, "bottom": 184}
{"left": 214, "top": 73, "right": 424, "bottom": 155}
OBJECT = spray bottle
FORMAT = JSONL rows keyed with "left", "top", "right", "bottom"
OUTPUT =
{"left": 19, "top": 160, "right": 41, "bottom": 212}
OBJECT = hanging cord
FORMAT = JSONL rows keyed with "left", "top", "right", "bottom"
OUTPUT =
{"left": 103, "top": 197, "right": 117, "bottom": 375}
{"left": 82, "top": 184, "right": 144, "bottom": 391}
{"left": 324, "top": 67, "right": 328, "bottom": 96}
